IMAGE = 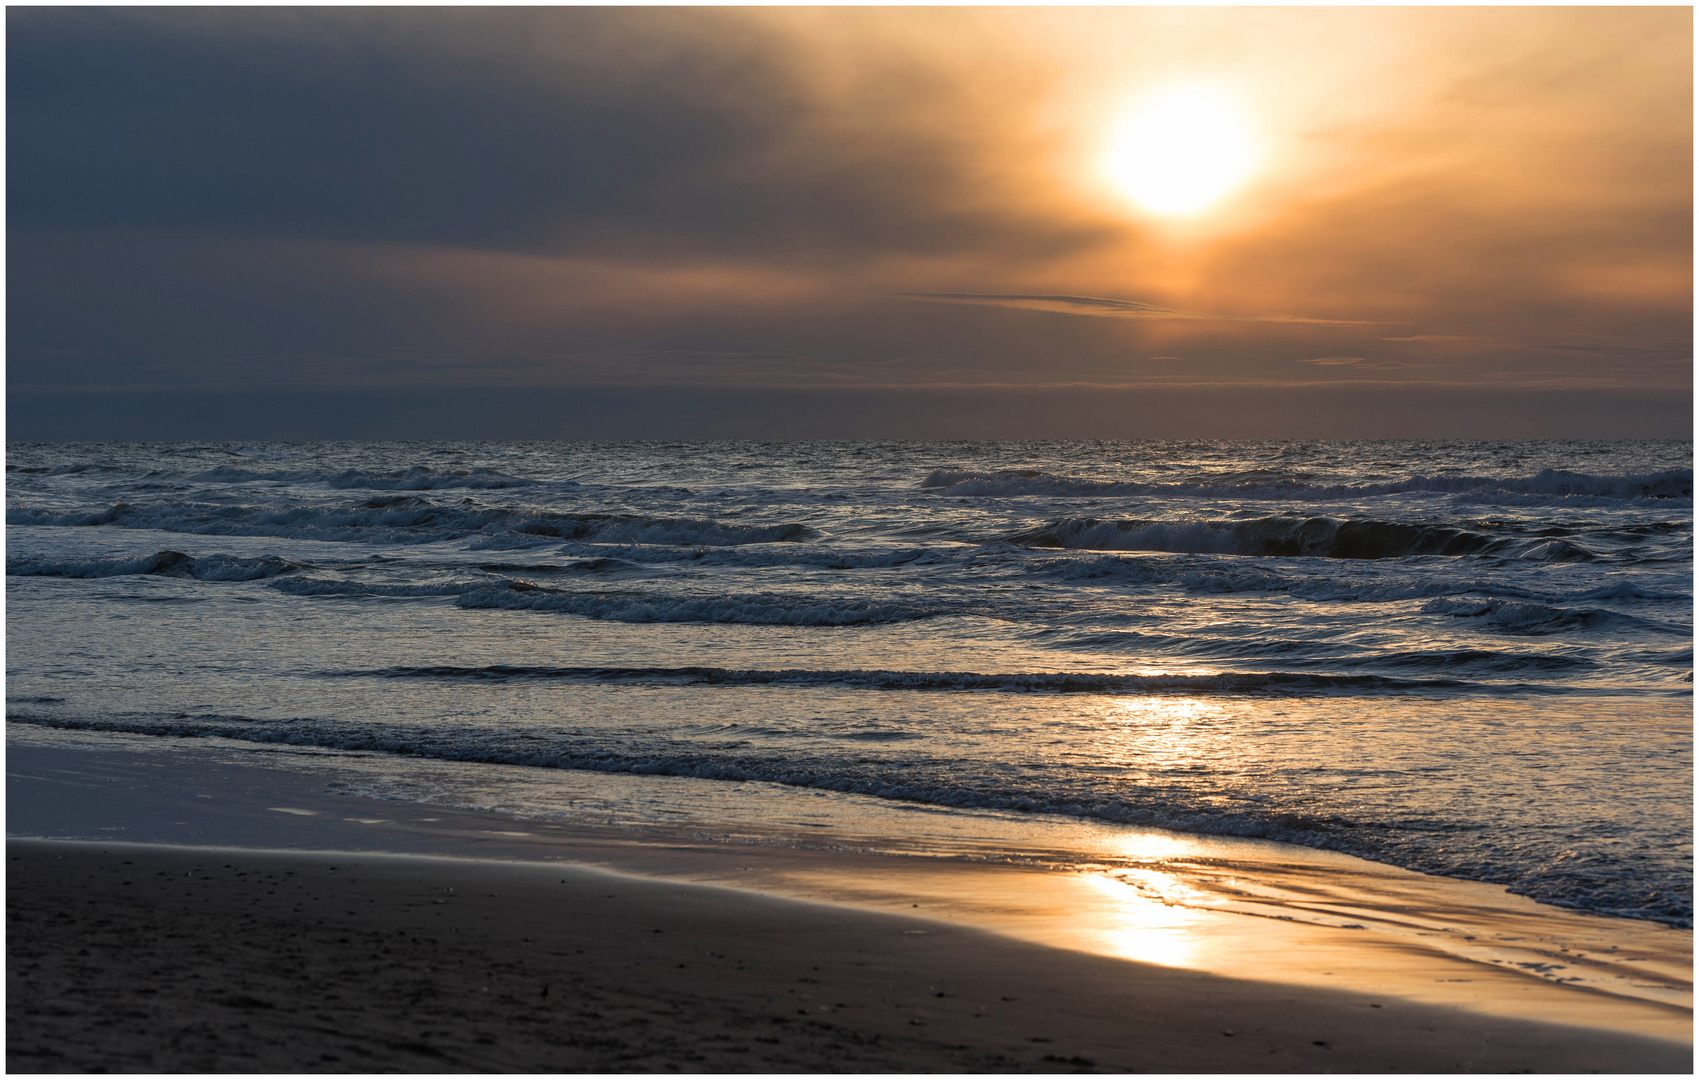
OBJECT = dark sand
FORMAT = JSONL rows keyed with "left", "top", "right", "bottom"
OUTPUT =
{"left": 8, "top": 840, "right": 1690, "bottom": 1073}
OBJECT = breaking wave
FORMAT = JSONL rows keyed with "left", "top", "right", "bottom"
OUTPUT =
{"left": 7, "top": 550, "right": 300, "bottom": 582}
{"left": 523, "top": 542, "right": 945, "bottom": 570}
{"left": 1020, "top": 553, "right": 1510, "bottom": 601}
{"left": 924, "top": 466, "right": 1692, "bottom": 504}
{"left": 6, "top": 500, "right": 817, "bottom": 547}
{"left": 317, "top": 663, "right": 1490, "bottom": 693}
{"left": 1420, "top": 595, "right": 1685, "bottom": 635}
{"left": 1007, "top": 515, "right": 1517, "bottom": 559}
{"left": 190, "top": 465, "right": 538, "bottom": 490}
{"left": 453, "top": 589, "right": 934, "bottom": 625}
{"left": 271, "top": 577, "right": 497, "bottom": 598}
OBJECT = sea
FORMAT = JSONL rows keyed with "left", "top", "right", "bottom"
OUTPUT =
{"left": 6, "top": 439, "right": 1692, "bottom": 928}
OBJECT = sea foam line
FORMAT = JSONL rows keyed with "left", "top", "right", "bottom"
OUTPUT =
{"left": 317, "top": 663, "right": 1537, "bottom": 695}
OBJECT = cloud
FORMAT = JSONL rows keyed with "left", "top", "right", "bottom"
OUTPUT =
{"left": 1379, "top": 334, "right": 1498, "bottom": 343}
{"left": 1535, "top": 341, "right": 1692, "bottom": 360}
{"left": 5, "top": 7, "right": 1110, "bottom": 266}
{"left": 5, "top": 6, "right": 1689, "bottom": 433}
{"left": 894, "top": 293, "right": 1383, "bottom": 325}
{"left": 1379, "top": 333, "right": 1692, "bottom": 361}
{"left": 1293, "top": 355, "right": 1464, "bottom": 373}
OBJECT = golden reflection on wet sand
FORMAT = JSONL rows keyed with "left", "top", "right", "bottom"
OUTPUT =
{"left": 1076, "top": 870, "right": 1206, "bottom": 969}
{"left": 14, "top": 724, "right": 1691, "bottom": 1046}
{"left": 766, "top": 856, "right": 1688, "bottom": 1045}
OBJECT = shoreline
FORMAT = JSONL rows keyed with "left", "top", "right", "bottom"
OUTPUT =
{"left": 8, "top": 838, "right": 1692, "bottom": 1073}
{"left": 7, "top": 730, "right": 1693, "bottom": 1071}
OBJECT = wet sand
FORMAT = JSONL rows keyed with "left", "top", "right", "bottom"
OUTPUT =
{"left": 8, "top": 733, "right": 1693, "bottom": 1072}
{"left": 8, "top": 839, "right": 1692, "bottom": 1073}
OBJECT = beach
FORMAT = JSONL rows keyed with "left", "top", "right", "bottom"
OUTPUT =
{"left": 8, "top": 732, "right": 1692, "bottom": 1072}
{"left": 11, "top": 837, "right": 1692, "bottom": 1074}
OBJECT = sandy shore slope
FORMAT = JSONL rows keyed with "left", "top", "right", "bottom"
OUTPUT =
{"left": 8, "top": 840, "right": 1690, "bottom": 1073}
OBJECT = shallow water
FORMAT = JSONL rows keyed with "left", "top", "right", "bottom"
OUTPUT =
{"left": 6, "top": 439, "right": 1692, "bottom": 925}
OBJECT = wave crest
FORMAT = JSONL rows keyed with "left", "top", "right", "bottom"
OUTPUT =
{"left": 190, "top": 465, "right": 538, "bottom": 490}
{"left": 455, "top": 589, "right": 933, "bottom": 625}
{"left": 1008, "top": 516, "right": 1511, "bottom": 560}
{"left": 923, "top": 466, "right": 1693, "bottom": 504}
{"left": 7, "top": 550, "right": 300, "bottom": 581}
{"left": 1420, "top": 595, "right": 1682, "bottom": 635}
{"left": 6, "top": 501, "right": 817, "bottom": 548}
{"left": 326, "top": 663, "right": 1491, "bottom": 694}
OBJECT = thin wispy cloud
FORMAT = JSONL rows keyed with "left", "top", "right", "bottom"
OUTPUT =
{"left": 895, "top": 292, "right": 1385, "bottom": 326}
{"left": 1536, "top": 342, "right": 1692, "bottom": 359}
{"left": 1379, "top": 334, "right": 1498, "bottom": 343}
{"left": 1294, "top": 356, "right": 1461, "bottom": 372}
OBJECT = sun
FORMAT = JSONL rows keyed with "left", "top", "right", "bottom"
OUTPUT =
{"left": 1103, "top": 86, "right": 1258, "bottom": 216}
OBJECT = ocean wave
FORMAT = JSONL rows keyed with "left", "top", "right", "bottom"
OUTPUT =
{"left": 469, "top": 547, "right": 936, "bottom": 575}
{"left": 1620, "top": 647, "right": 1693, "bottom": 667}
{"left": 454, "top": 589, "right": 934, "bottom": 625}
{"left": 462, "top": 532, "right": 565, "bottom": 551}
{"left": 475, "top": 557, "right": 647, "bottom": 576}
{"left": 505, "top": 515, "right": 818, "bottom": 545}
{"left": 7, "top": 550, "right": 300, "bottom": 582}
{"left": 923, "top": 466, "right": 1693, "bottom": 504}
{"left": 322, "top": 663, "right": 1496, "bottom": 694}
{"left": 1026, "top": 552, "right": 1692, "bottom": 611}
{"left": 1371, "top": 649, "right": 1595, "bottom": 673}
{"left": 9, "top": 462, "right": 125, "bottom": 476}
{"left": 270, "top": 577, "right": 501, "bottom": 598}
{"left": 1420, "top": 595, "right": 1685, "bottom": 635}
{"left": 1572, "top": 580, "right": 1692, "bottom": 602}
{"left": 190, "top": 465, "right": 538, "bottom": 490}
{"left": 6, "top": 500, "right": 817, "bottom": 548}
{"left": 1007, "top": 515, "right": 1512, "bottom": 559}
{"left": 526, "top": 542, "right": 943, "bottom": 571}
{"left": 1022, "top": 553, "right": 1527, "bottom": 602}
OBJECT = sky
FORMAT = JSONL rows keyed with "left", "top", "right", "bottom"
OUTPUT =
{"left": 8, "top": 6, "right": 1692, "bottom": 440}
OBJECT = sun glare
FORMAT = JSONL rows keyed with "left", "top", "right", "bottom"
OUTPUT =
{"left": 1103, "top": 86, "right": 1257, "bottom": 216}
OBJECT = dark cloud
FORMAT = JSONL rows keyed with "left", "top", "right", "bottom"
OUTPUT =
{"left": 13, "top": 9, "right": 1049, "bottom": 259}
{"left": 8, "top": 9, "right": 805, "bottom": 251}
